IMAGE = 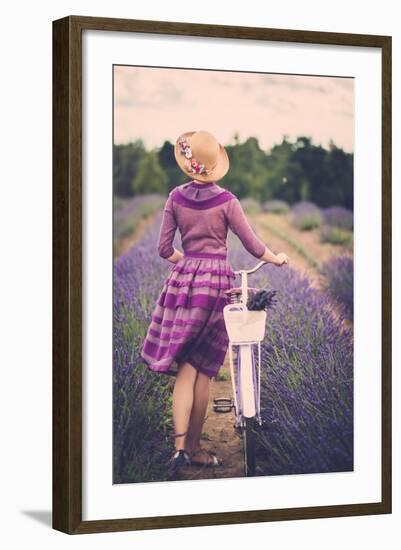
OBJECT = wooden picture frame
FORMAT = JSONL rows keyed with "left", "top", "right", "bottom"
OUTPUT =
{"left": 52, "top": 15, "right": 392, "bottom": 534}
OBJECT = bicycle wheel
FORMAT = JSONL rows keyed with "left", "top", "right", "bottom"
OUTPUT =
{"left": 237, "top": 344, "right": 258, "bottom": 476}
{"left": 242, "top": 416, "right": 256, "bottom": 476}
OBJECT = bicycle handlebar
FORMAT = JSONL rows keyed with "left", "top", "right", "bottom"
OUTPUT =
{"left": 233, "top": 260, "right": 267, "bottom": 276}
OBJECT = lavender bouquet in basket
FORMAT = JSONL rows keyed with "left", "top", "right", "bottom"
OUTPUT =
{"left": 246, "top": 289, "right": 278, "bottom": 312}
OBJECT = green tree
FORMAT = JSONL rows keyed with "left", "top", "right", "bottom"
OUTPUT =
{"left": 264, "top": 137, "right": 309, "bottom": 203}
{"left": 224, "top": 136, "right": 269, "bottom": 201}
{"left": 158, "top": 140, "right": 187, "bottom": 192}
{"left": 131, "top": 151, "right": 168, "bottom": 195}
{"left": 326, "top": 141, "right": 354, "bottom": 210}
{"left": 292, "top": 137, "right": 353, "bottom": 209}
{"left": 113, "top": 140, "right": 146, "bottom": 196}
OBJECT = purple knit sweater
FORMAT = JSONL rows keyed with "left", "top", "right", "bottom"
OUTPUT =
{"left": 157, "top": 180, "right": 267, "bottom": 260}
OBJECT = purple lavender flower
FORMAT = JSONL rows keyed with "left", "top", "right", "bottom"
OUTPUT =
{"left": 320, "top": 255, "right": 354, "bottom": 321}
{"left": 262, "top": 200, "right": 290, "bottom": 214}
{"left": 289, "top": 201, "right": 323, "bottom": 230}
{"left": 321, "top": 206, "right": 353, "bottom": 230}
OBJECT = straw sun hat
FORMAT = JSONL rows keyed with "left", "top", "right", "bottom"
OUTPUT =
{"left": 174, "top": 130, "right": 229, "bottom": 182}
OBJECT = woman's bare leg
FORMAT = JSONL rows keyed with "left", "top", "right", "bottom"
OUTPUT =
{"left": 172, "top": 361, "right": 198, "bottom": 451}
{"left": 185, "top": 371, "right": 211, "bottom": 454}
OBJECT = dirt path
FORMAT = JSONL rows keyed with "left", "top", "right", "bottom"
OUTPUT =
{"left": 176, "top": 355, "right": 245, "bottom": 481}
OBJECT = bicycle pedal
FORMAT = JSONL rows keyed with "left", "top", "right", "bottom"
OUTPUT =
{"left": 213, "top": 397, "right": 233, "bottom": 413}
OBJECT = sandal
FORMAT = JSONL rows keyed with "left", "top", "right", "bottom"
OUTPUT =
{"left": 189, "top": 447, "right": 223, "bottom": 467}
{"left": 168, "top": 448, "right": 191, "bottom": 467}
{"left": 168, "top": 431, "right": 191, "bottom": 476}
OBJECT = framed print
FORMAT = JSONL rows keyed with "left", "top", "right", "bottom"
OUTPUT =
{"left": 52, "top": 15, "right": 392, "bottom": 534}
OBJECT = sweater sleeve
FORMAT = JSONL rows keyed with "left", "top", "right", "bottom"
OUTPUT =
{"left": 157, "top": 194, "right": 178, "bottom": 259}
{"left": 226, "top": 198, "right": 267, "bottom": 259}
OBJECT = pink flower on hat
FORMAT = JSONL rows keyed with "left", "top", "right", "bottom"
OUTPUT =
{"left": 179, "top": 135, "right": 208, "bottom": 175}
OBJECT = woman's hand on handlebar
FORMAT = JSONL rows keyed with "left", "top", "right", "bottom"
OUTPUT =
{"left": 260, "top": 246, "right": 289, "bottom": 266}
{"left": 273, "top": 252, "right": 289, "bottom": 266}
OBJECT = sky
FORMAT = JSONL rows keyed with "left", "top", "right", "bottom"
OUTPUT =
{"left": 114, "top": 65, "right": 354, "bottom": 153}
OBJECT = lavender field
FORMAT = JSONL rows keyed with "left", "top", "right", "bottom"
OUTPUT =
{"left": 113, "top": 210, "right": 354, "bottom": 483}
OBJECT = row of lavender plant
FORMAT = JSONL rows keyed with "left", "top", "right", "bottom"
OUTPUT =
{"left": 288, "top": 201, "right": 354, "bottom": 231}
{"left": 263, "top": 199, "right": 290, "bottom": 213}
{"left": 288, "top": 201, "right": 324, "bottom": 230}
{"left": 227, "top": 234, "right": 354, "bottom": 475}
{"left": 288, "top": 201, "right": 354, "bottom": 250}
{"left": 319, "top": 255, "right": 354, "bottom": 321}
{"left": 321, "top": 206, "right": 353, "bottom": 230}
{"left": 113, "top": 212, "right": 181, "bottom": 483}
{"left": 114, "top": 193, "right": 166, "bottom": 244}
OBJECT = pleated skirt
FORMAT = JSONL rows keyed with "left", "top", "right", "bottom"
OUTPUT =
{"left": 140, "top": 252, "right": 236, "bottom": 378}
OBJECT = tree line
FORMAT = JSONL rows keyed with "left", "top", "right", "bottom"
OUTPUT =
{"left": 113, "top": 134, "right": 353, "bottom": 209}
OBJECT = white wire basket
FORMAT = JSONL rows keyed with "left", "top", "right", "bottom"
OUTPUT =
{"left": 223, "top": 303, "right": 267, "bottom": 344}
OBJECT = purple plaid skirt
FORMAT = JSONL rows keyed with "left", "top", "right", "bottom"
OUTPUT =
{"left": 140, "top": 252, "right": 236, "bottom": 378}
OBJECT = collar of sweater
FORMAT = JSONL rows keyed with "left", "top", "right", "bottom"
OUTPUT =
{"left": 177, "top": 180, "right": 224, "bottom": 201}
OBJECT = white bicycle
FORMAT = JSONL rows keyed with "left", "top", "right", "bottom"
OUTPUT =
{"left": 214, "top": 260, "right": 269, "bottom": 476}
